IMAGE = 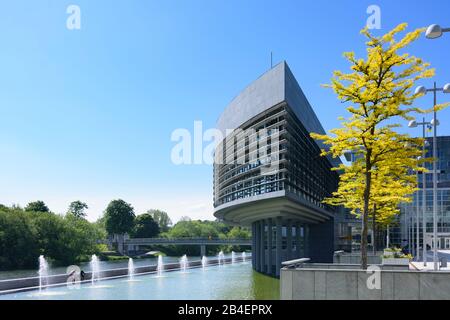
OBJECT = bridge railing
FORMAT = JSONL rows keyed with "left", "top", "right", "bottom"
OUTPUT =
{"left": 123, "top": 237, "right": 251, "bottom": 244}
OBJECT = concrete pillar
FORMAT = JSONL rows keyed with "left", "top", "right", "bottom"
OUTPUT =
{"left": 259, "top": 220, "right": 265, "bottom": 272}
{"left": 267, "top": 218, "right": 273, "bottom": 275}
{"left": 286, "top": 219, "right": 292, "bottom": 260}
{"left": 252, "top": 222, "right": 256, "bottom": 269}
{"left": 275, "top": 217, "right": 282, "bottom": 277}
{"left": 304, "top": 225, "right": 310, "bottom": 258}
{"left": 255, "top": 222, "right": 261, "bottom": 272}
{"left": 200, "top": 245, "right": 206, "bottom": 257}
{"left": 296, "top": 223, "right": 301, "bottom": 258}
{"left": 308, "top": 218, "right": 334, "bottom": 263}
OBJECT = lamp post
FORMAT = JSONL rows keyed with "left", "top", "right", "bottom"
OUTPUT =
{"left": 425, "top": 24, "right": 450, "bottom": 39}
{"left": 415, "top": 82, "right": 450, "bottom": 270}
{"left": 408, "top": 119, "right": 431, "bottom": 264}
{"left": 416, "top": 163, "right": 420, "bottom": 261}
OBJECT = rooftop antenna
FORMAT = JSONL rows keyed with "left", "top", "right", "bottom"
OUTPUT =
{"left": 270, "top": 51, "right": 273, "bottom": 69}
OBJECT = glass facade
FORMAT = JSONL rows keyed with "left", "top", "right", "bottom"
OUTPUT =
{"left": 213, "top": 102, "right": 339, "bottom": 211}
{"left": 395, "top": 136, "right": 450, "bottom": 252}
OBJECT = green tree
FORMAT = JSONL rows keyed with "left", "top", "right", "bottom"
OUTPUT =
{"left": 167, "top": 220, "right": 220, "bottom": 238}
{"left": 132, "top": 214, "right": 160, "bottom": 238}
{"left": 311, "top": 24, "right": 434, "bottom": 269}
{"left": 67, "top": 201, "right": 88, "bottom": 219}
{"left": 0, "top": 205, "right": 105, "bottom": 269}
{"left": 146, "top": 209, "right": 172, "bottom": 232}
{"left": 0, "top": 207, "right": 39, "bottom": 269}
{"left": 104, "top": 199, "right": 135, "bottom": 235}
{"left": 25, "top": 201, "right": 49, "bottom": 213}
{"left": 227, "top": 226, "right": 251, "bottom": 239}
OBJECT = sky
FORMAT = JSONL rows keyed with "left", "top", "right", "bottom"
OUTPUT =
{"left": 1, "top": 0, "right": 450, "bottom": 222}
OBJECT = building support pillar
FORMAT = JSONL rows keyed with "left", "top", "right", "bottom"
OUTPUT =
{"left": 308, "top": 218, "right": 334, "bottom": 263}
{"left": 255, "top": 222, "right": 261, "bottom": 272}
{"left": 296, "top": 223, "right": 301, "bottom": 258}
{"left": 260, "top": 220, "right": 265, "bottom": 272}
{"left": 305, "top": 225, "right": 310, "bottom": 258}
{"left": 275, "top": 217, "right": 282, "bottom": 277}
{"left": 286, "top": 219, "right": 293, "bottom": 261}
{"left": 252, "top": 222, "right": 256, "bottom": 269}
{"left": 267, "top": 218, "right": 273, "bottom": 275}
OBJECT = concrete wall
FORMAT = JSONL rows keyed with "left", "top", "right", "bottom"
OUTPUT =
{"left": 281, "top": 264, "right": 450, "bottom": 300}
{"left": 334, "top": 252, "right": 382, "bottom": 265}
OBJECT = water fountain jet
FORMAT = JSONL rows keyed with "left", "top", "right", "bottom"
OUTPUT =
{"left": 231, "top": 251, "right": 236, "bottom": 264}
{"left": 180, "top": 254, "right": 189, "bottom": 272}
{"left": 157, "top": 255, "right": 164, "bottom": 277}
{"left": 218, "top": 251, "right": 225, "bottom": 265}
{"left": 90, "top": 254, "right": 100, "bottom": 285}
{"left": 128, "top": 258, "right": 135, "bottom": 281}
{"left": 38, "top": 255, "right": 49, "bottom": 292}
{"left": 201, "top": 256, "right": 208, "bottom": 270}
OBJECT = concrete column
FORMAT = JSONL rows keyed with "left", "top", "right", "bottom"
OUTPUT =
{"left": 305, "top": 225, "right": 310, "bottom": 258}
{"left": 200, "top": 245, "right": 206, "bottom": 257}
{"left": 296, "top": 223, "right": 301, "bottom": 258}
{"left": 255, "top": 222, "right": 261, "bottom": 272}
{"left": 286, "top": 220, "right": 292, "bottom": 260}
{"left": 252, "top": 222, "right": 256, "bottom": 269}
{"left": 275, "top": 217, "right": 282, "bottom": 277}
{"left": 267, "top": 218, "right": 273, "bottom": 275}
{"left": 259, "top": 220, "right": 265, "bottom": 272}
{"left": 308, "top": 218, "right": 334, "bottom": 263}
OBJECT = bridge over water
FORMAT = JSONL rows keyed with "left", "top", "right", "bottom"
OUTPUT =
{"left": 108, "top": 237, "right": 252, "bottom": 256}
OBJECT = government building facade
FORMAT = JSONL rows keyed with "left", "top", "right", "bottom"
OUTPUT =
{"left": 213, "top": 62, "right": 351, "bottom": 277}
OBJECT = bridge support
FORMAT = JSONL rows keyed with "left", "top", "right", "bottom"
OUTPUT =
{"left": 200, "top": 245, "right": 206, "bottom": 257}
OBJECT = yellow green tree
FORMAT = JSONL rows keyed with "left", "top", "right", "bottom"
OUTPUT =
{"left": 311, "top": 23, "right": 434, "bottom": 269}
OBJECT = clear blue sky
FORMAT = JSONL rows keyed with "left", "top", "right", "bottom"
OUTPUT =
{"left": 1, "top": 0, "right": 449, "bottom": 222}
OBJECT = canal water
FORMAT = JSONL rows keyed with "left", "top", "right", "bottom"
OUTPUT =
{"left": 0, "top": 256, "right": 184, "bottom": 280}
{"left": 0, "top": 262, "right": 279, "bottom": 300}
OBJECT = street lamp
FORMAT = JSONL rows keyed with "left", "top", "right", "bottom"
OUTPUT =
{"left": 408, "top": 120, "right": 431, "bottom": 265}
{"left": 425, "top": 24, "right": 450, "bottom": 39}
{"left": 415, "top": 82, "right": 450, "bottom": 270}
{"left": 415, "top": 157, "right": 421, "bottom": 261}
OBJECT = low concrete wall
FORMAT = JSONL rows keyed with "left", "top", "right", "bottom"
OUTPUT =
{"left": 333, "top": 252, "right": 382, "bottom": 265}
{"left": 281, "top": 263, "right": 450, "bottom": 300}
{"left": 0, "top": 256, "right": 247, "bottom": 294}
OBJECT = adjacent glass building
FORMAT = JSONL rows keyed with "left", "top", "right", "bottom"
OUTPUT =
{"left": 213, "top": 62, "right": 351, "bottom": 277}
{"left": 396, "top": 136, "right": 450, "bottom": 253}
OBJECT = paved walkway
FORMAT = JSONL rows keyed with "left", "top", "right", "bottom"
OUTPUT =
{"left": 410, "top": 250, "right": 450, "bottom": 271}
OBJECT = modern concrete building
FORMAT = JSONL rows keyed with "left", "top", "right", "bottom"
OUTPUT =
{"left": 213, "top": 62, "right": 350, "bottom": 277}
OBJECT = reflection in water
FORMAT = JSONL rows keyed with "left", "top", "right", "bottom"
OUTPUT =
{"left": 213, "top": 266, "right": 279, "bottom": 300}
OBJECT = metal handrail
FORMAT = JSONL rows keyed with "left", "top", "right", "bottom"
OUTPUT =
{"left": 123, "top": 238, "right": 251, "bottom": 244}
{"left": 281, "top": 258, "right": 310, "bottom": 268}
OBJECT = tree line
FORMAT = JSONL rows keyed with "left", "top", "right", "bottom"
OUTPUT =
{"left": 0, "top": 199, "right": 250, "bottom": 270}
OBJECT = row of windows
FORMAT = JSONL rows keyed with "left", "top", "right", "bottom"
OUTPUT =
{"left": 214, "top": 103, "right": 339, "bottom": 211}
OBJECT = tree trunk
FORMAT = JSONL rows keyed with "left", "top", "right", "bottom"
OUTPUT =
{"left": 372, "top": 204, "right": 377, "bottom": 254}
{"left": 361, "top": 150, "right": 372, "bottom": 270}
